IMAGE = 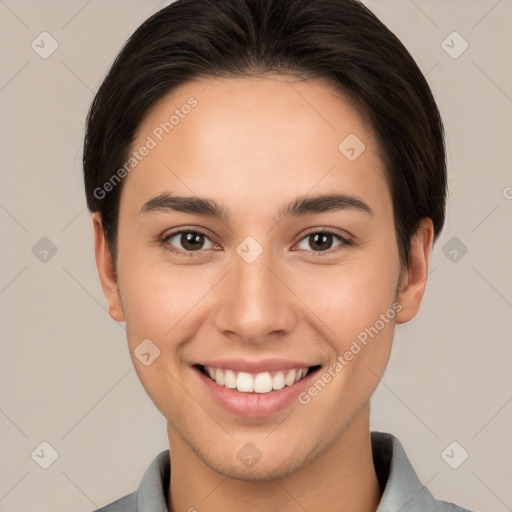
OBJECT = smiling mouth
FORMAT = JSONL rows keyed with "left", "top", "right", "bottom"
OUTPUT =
{"left": 196, "top": 364, "right": 322, "bottom": 394}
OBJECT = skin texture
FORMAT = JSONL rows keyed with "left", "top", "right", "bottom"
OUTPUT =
{"left": 92, "top": 75, "right": 433, "bottom": 512}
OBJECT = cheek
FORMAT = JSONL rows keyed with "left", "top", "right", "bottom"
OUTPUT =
{"left": 294, "top": 264, "right": 399, "bottom": 413}
{"left": 119, "top": 265, "right": 199, "bottom": 409}
{"left": 118, "top": 259, "right": 214, "bottom": 349}
{"left": 292, "top": 255, "right": 399, "bottom": 345}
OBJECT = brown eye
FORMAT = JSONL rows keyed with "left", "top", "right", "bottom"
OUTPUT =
{"left": 162, "top": 230, "right": 215, "bottom": 255}
{"left": 296, "top": 231, "right": 350, "bottom": 253}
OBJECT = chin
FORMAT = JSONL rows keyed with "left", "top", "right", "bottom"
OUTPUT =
{"left": 196, "top": 435, "right": 322, "bottom": 483}
{"left": 209, "top": 456, "right": 304, "bottom": 482}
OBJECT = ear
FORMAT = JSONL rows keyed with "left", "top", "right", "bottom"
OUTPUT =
{"left": 92, "top": 212, "right": 125, "bottom": 322}
{"left": 395, "top": 217, "right": 434, "bottom": 324}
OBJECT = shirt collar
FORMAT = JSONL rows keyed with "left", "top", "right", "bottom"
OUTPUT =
{"left": 371, "top": 431, "right": 440, "bottom": 511}
{"left": 134, "top": 431, "right": 442, "bottom": 512}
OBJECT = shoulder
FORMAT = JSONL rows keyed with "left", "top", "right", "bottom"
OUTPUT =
{"left": 371, "top": 431, "right": 478, "bottom": 512}
{"left": 399, "top": 486, "right": 478, "bottom": 512}
{"left": 89, "top": 449, "right": 170, "bottom": 512}
{"left": 90, "top": 491, "right": 137, "bottom": 512}
{"left": 432, "top": 498, "right": 476, "bottom": 512}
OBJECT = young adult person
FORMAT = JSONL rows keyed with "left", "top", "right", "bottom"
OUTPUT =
{"left": 83, "top": 1, "right": 476, "bottom": 510}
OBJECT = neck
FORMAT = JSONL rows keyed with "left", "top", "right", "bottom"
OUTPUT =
{"left": 166, "top": 405, "right": 381, "bottom": 512}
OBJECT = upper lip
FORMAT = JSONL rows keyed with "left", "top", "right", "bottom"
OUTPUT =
{"left": 196, "top": 358, "right": 317, "bottom": 374}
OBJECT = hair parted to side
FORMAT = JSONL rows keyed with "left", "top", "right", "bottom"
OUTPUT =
{"left": 83, "top": 0, "right": 447, "bottom": 269}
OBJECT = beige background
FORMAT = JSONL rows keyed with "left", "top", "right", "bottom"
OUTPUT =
{"left": 1, "top": 0, "right": 511, "bottom": 511}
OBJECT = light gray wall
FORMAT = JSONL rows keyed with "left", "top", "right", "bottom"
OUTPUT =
{"left": 0, "top": 1, "right": 510, "bottom": 511}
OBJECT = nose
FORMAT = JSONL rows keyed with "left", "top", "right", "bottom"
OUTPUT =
{"left": 213, "top": 246, "right": 298, "bottom": 344}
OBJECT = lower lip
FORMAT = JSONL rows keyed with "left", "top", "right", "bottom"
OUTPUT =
{"left": 194, "top": 366, "right": 317, "bottom": 418}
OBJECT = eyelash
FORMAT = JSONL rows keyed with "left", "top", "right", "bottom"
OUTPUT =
{"left": 159, "top": 227, "right": 353, "bottom": 258}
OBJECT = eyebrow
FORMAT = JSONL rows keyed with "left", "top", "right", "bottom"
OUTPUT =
{"left": 139, "top": 191, "right": 373, "bottom": 221}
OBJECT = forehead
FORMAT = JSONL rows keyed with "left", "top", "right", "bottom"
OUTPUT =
{"left": 121, "top": 75, "right": 390, "bottom": 218}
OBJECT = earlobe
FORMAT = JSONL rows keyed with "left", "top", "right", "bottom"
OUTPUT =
{"left": 91, "top": 213, "right": 125, "bottom": 322}
{"left": 395, "top": 218, "right": 434, "bottom": 324}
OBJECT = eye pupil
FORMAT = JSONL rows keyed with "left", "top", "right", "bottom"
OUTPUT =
{"left": 181, "top": 232, "right": 204, "bottom": 251}
{"left": 309, "top": 233, "right": 333, "bottom": 251}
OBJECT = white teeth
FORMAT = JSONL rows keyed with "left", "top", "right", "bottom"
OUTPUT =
{"left": 253, "top": 372, "right": 273, "bottom": 393}
{"left": 272, "top": 371, "right": 285, "bottom": 390}
{"left": 224, "top": 369, "right": 237, "bottom": 389}
{"left": 204, "top": 365, "right": 310, "bottom": 393}
{"left": 236, "top": 372, "right": 253, "bottom": 392}
{"left": 215, "top": 368, "right": 225, "bottom": 386}
{"left": 284, "top": 369, "right": 296, "bottom": 386}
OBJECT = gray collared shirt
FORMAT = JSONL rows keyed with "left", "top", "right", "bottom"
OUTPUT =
{"left": 93, "top": 431, "right": 475, "bottom": 512}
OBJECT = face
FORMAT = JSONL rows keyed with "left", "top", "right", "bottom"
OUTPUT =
{"left": 93, "top": 75, "right": 432, "bottom": 481}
